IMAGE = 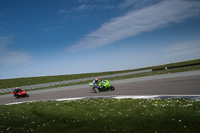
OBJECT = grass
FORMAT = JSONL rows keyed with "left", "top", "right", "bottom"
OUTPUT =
{"left": 0, "top": 59, "right": 200, "bottom": 89}
{"left": 0, "top": 98, "right": 200, "bottom": 132}
{"left": 152, "top": 58, "right": 200, "bottom": 69}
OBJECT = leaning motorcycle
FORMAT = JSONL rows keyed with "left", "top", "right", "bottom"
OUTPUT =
{"left": 89, "top": 80, "right": 115, "bottom": 93}
{"left": 11, "top": 89, "right": 29, "bottom": 98}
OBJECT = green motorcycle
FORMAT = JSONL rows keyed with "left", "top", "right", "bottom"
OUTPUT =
{"left": 89, "top": 80, "right": 115, "bottom": 93}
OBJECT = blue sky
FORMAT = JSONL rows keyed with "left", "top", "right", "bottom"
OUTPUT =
{"left": 0, "top": 0, "right": 200, "bottom": 79}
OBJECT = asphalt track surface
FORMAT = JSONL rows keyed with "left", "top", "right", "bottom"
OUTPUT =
{"left": 1, "top": 70, "right": 200, "bottom": 105}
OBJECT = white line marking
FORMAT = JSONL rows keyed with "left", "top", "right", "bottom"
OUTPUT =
{"left": 4, "top": 95, "right": 200, "bottom": 105}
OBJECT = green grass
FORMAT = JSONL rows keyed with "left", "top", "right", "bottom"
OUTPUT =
{"left": 152, "top": 58, "right": 200, "bottom": 69}
{"left": 0, "top": 59, "right": 200, "bottom": 90}
{"left": 0, "top": 98, "right": 200, "bottom": 132}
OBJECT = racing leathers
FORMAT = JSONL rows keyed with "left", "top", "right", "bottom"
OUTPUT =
{"left": 93, "top": 79, "right": 106, "bottom": 91}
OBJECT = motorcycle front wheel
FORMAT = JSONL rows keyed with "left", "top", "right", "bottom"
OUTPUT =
{"left": 25, "top": 94, "right": 29, "bottom": 97}
{"left": 110, "top": 86, "right": 115, "bottom": 91}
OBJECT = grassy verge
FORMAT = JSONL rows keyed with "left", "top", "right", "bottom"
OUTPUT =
{"left": 0, "top": 59, "right": 200, "bottom": 89}
{"left": 0, "top": 98, "right": 200, "bottom": 132}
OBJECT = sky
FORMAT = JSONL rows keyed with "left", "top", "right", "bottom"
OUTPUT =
{"left": 0, "top": 0, "right": 200, "bottom": 79}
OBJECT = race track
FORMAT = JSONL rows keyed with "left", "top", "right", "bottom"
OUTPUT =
{"left": 0, "top": 71, "right": 200, "bottom": 105}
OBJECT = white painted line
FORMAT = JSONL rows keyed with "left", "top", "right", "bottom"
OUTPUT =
{"left": 4, "top": 95, "right": 200, "bottom": 105}
{"left": 56, "top": 97, "right": 85, "bottom": 101}
{"left": 114, "top": 96, "right": 158, "bottom": 99}
{"left": 6, "top": 102, "right": 26, "bottom": 105}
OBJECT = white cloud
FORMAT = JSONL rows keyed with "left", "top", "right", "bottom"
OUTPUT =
{"left": 58, "top": 4, "right": 98, "bottom": 16}
{"left": 120, "top": 0, "right": 163, "bottom": 9}
{"left": 166, "top": 48, "right": 200, "bottom": 57}
{"left": 120, "top": 0, "right": 143, "bottom": 9}
{"left": 69, "top": 0, "right": 200, "bottom": 52}
{"left": 0, "top": 36, "right": 33, "bottom": 66}
{"left": 104, "top": 5, "right": 115, "bottom": 10}
{"left": 165, "top": 40, "right": 200, "bottom": 57}
{"left": 77, "top": 0, "right": 89, "bottom": 2}
{"left": 165, "top": 40, "right": 200, "bottom": 52}
{"left": 76, "top": 4, "right": 98, "bottom": 11}
{"left": 58, "top": 9, "right": 68, "bottom": 14}
{"left": 77, "top": 0, "right": 111, "bottom": 3}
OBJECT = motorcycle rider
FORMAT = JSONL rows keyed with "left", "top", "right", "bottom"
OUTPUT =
{"left": 14, "top": 87, "right": 23, "bottom": 95}
{"left": 93, "top": 78, "right": 105, "bottom": 91}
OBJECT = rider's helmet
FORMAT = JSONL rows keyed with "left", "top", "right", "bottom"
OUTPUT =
{"left": 95, "top": 78, "right": 99, "bottom": 83}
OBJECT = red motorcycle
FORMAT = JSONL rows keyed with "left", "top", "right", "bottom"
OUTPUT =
{"left": 11, "top": 88, "right": 29, "bottom": 98}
